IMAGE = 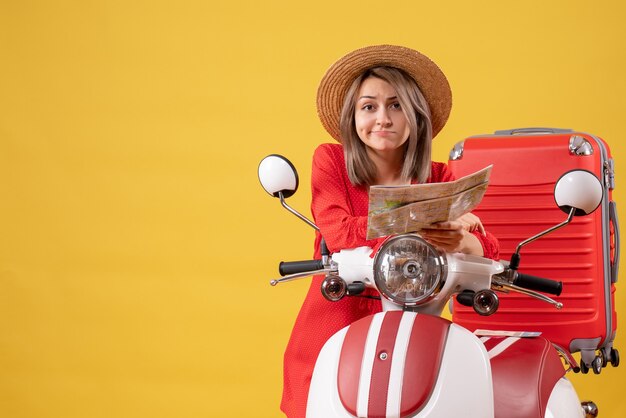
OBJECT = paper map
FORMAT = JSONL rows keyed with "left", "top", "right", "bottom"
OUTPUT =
{"left": 366, "top": 165, "right": 493, "bottom": 239}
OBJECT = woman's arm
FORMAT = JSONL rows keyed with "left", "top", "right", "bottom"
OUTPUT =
{"left": 310, "top": 145, "right": 382, "bottom": 253}
{"left": 311, "top": 151, "right": 499, "bottom": 259}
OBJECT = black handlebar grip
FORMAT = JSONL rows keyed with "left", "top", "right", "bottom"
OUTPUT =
{"left": 514, "top": 273, "right": 563, "bottom": 296}
{"left": 279, "top": 260, "right": 324, "bottom": 276}
{"left": 456, "top": 290, "right": 475, "bottom": 307}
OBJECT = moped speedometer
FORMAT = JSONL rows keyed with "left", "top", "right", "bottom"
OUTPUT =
{"left": 373, "top": 234, "right": 447, "bottom": 306}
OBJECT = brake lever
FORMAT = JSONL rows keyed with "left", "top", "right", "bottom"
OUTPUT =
{"left": 270, "top": 268, "right": 333, "bottom": 286}
{"left": 491, "top": 278, "right": 563, "bottom": 309}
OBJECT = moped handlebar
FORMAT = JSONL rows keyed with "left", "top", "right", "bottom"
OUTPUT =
{"left": 513, "top": 273, "right": 563, "bottom": 296}
{"left": 279, "top": 259, "right": 325, "bottom": 276}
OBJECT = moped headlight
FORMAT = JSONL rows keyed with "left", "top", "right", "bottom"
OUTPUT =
{"left": 373, "top": 234, "right": 447, "bottom": 306}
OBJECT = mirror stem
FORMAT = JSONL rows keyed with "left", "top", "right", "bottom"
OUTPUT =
{"left": 510, "top": 206, "right": 576, "bottom": 270}
{"left": 277, "top": 192, "right": 329, "bottom": 263}
{"left": 279, "top": 192, "right": 320, "bottom": 231}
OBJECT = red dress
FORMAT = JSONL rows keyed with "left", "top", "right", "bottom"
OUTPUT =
{"left": 280, "top": 143, "right": 499, "bottom": 417}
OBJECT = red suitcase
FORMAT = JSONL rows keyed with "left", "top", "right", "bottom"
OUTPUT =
{"left": 448, "top": 127, "right": 619, "bottom": 373}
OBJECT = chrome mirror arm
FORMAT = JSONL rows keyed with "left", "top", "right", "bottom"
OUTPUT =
{"left": 510, "top": 207, "right": 576, "bottom": 270}
{"left": 279, "top": 192, "right": 319, "bottom": 231}
{"left": 514, "top": 206, "right": 576, "bottom": 254}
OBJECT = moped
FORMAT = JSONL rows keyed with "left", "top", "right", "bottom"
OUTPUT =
{"left": 258, "top": 154, "right": 602, "bottom": 418}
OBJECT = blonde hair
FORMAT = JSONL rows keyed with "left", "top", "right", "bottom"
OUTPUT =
{"left": 339, "top": 67, "right": 433, "bottom": 186}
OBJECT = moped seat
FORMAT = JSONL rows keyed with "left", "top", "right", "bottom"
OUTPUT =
{"left": 483, "top": 336, "right": 566, "bottom": 418}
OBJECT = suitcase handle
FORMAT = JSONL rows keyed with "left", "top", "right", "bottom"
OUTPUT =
{"left": 494, "top": 127, "right": 573, "bottom": 136}
{"left": 610, "top": 201, "right": 620, "bottom": 283}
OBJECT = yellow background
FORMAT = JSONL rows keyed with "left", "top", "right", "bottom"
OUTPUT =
{"left": 1, "top": 0, "right": 625, "bottom": 417}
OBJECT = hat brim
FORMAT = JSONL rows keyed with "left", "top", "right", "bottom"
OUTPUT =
{"left": 316, "top": 45, "right": 452, "bottom": 142}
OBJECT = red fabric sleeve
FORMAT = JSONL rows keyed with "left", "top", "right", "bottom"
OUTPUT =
{"left": 310, "top": 144, "right": 383, "bottom": 254}
{"left": 477, "top": 231, "right": 500, "bottom": 259}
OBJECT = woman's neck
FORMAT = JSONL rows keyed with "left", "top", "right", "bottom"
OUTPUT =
{"left": 367, "top": 148, "right": 408, "bottom": 186}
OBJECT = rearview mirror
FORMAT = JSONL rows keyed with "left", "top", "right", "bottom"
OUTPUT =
{"left": 554, "top": 169, "right": 603, "bottom": 216}
{"left": 258, "top": 154, "right": 299, "bottom": 198}
{"left": 510, "top": 169, "right": 604, "bottom": 270}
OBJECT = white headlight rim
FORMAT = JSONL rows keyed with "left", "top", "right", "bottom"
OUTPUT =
{"left": 372, "top": 234, "right": 447, "bottom": 306}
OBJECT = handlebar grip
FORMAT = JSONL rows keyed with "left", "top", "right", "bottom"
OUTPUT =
{"left": 514, "top": 273, "right": 563, "bottom": 296}
{"left": 279, "top": 260, "right": 324, "bottom": 276}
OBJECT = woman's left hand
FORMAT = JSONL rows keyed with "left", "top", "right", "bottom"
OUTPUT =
{"left": 455, "top": 213, "right": 486, "bottom": 235}
{"left": 420, "top": 220, "right": 484, "bottom": 255}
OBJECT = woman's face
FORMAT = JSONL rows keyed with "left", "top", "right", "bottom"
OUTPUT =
{"left": 354, "top": 76, "right": 410, "bottom": 157}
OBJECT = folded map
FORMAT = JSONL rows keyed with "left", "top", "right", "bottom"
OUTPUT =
{"left": 366, "top": 165, "right": 492, "bottom": 239}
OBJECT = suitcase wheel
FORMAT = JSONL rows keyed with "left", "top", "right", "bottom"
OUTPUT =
{"left": 592, "top": 356, "right": 602, "bottom": 374}
{"left": 580, "top": 356, "right": 605, "bottom": 374}
{"left": 600, "top": 346, "right": 620, "bottom": 368}
{"left": 610, "top": 348, "right": 620, "bottom": 367}
{"left": 599, "top": 349, "right": 609, "bottom": 367}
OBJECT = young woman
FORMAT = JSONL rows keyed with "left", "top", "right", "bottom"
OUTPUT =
{"left": 280, "top": 45, "right": 499, "bottom": 418}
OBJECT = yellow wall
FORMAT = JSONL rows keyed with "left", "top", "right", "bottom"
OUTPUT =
{"left": 1, "top": 1, "right": 624, "bottom": 417}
